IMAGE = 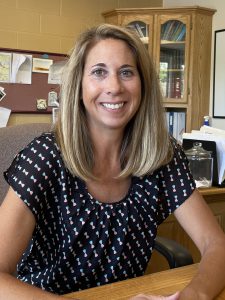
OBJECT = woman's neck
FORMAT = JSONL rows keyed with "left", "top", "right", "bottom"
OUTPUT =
{"left": 86, "top": 127, "right": 130, "bottom": 203}
{"left": 90, "top": 128, "right": 124, "bottom": 166}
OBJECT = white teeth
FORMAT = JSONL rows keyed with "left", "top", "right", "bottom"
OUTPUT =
{"left": 102, "top": 102, "right": 124, "bottom": 110}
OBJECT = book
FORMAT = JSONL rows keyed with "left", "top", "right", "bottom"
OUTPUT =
{"left": 177, "top": 112, "right": 186, "bottom": 142}
{"left": 161, "top": 20, "right": 185, "bottom": 41}
{"left": 177, "top": 26, "right": 186, "bottom": 41}
{"left": 165, "top": 111, "right": 186, "bottom": 143}
{"left": 174, "top": 77, "right": 182, "bottom": 98}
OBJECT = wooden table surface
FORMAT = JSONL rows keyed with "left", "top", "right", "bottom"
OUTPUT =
{"left": 64, "top": 264, "right": 225, "bottom": 299}
{"left": 199, "top": 186, "right": 225, "bottom": 196}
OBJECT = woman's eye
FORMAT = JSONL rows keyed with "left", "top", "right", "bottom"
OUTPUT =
{"left": 120, "top": 69, "right": 133, "bottom": 78}
{"left": 91, "top": 69, "right": 106, "bottom": 77}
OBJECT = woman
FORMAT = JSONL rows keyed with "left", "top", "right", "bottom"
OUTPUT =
{"left": 0, "top": 24, "right": 225, "bottom": 300}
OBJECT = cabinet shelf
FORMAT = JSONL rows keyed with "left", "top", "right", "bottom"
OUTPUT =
{"left": 161, "top": 40, "right": 185, "bottom": 44}
{"left": 140, "top": 36, "right": 149, "bottom": 44}
{"left": 165, "top": 69, "right": 184, "bottom": 72}
{"left": 160, "top": 41, "right": 185, "bottom": 50}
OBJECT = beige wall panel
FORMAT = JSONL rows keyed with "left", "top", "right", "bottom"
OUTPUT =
{"left": 0, "top": 6, "right": 40, "bottom": 33}
{"left": 41, "top": 14, "right": 85, "bottom": 37}
{"left": 0, "top": 30, "right": 17, "bottom": 48}
{"left": 60, "top": 37, "right": 76, "bottom": 54}
{"left": 0, "top": 0, "right": 16, "bottom": 8}
{"left": 61, "top": 0, "right": 101, "bottom": 17}
{"left": 18, "top": 33, "right": 61, "bottom": 53}
{"left": 81, "top": 16, "right": 105, "bottom": 27}
{"left": 17, "top": 0, "right": 60, "bottom": 15}
{"left": 8, "top": 113, "right": 51, "bottom": 126}
{"left": 118, "top": 0, "right": 162, "bottom": 8}
{"left": 98, "top": 0, "right": 120, "bottom": 13}
{"left": 60, "top": 0, "right": 106, "bottom": 28}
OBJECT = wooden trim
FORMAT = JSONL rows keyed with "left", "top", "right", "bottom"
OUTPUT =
{"left": 199, "top": 187, "right": 225, "bottom": 196}
{"left": 102, "top": 7, "right": 216, "bottom": 17}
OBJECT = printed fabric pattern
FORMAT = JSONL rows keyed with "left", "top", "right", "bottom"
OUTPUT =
{"left": 4, "top": 133, "right": 196, "bottom": 294}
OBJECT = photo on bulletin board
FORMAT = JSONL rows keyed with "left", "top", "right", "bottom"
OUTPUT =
{"left": 213, "top": 29, "right": 225, "bottom": 118}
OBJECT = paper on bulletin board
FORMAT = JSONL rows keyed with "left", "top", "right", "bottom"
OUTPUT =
{"left": 11, "top": 53, "right": 32, "bottom": 84}
{"left": 0, "top": 106, "right": 11, "bottom": 127}
{"left": 0, "top": 52, "right": 12, "bottom": 83}
{"left": 48, "top": 60, "right": 66, "bottom": 84}
{"left": 32, "top": 58, "right": 53, "bottom": 73}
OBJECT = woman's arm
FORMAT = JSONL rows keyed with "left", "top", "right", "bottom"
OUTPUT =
{"left": 174, "top": 189, "right": 225, "bottom": 300}
{"left": 130, "top": 189, "right": 225, "bottom": 300}
{"left": 0, "top": 187, "right": 67, "bottom": 300}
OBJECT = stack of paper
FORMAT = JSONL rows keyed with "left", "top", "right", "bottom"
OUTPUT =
{"left": 183, "top": 125, "right": 225, "bottom": 185}
{"left": 0, "top": 106, "right": 11, "bottom": 127}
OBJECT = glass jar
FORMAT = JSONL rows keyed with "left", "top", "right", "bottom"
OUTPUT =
{"left": 185, "top": 142, "right": 213, "bottom": 188}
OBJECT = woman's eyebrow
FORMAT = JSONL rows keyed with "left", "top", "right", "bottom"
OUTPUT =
{"left": 91, "top": 63, "right": 106, "bottom": 68}
{"left": 120, "top": 64, "right": 136, "bottom": 68}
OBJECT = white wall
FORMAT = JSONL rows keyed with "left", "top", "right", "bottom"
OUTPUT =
{"left": 163, "top": 0, "right": 225, "bottom": 130}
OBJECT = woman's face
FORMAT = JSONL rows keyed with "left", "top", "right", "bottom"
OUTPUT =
{"left": 81, "top": 38, "right": 141, "bottom": 133}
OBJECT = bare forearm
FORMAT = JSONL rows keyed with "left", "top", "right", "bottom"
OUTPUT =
{"left": 180, "top": 242, "right": 225, "bottom": 300}
{"left": 0, "top": 272, "right": 69, "bottom": 300}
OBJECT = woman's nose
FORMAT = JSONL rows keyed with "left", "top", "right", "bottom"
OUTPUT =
{"left": 105, "top": 74, "right": 123, "bottom": 95}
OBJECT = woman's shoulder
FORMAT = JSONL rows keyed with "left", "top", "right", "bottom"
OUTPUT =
{"left": 25, "top": 132, "right": 60, "bottom": 155}
{"left": 169, "top": 136, "right": 189, "bottom": 163}
{"left": 29, "top": 131, "right": 55, "bottom": 146}
{"left": 10, "top": 131, "right": 63, "bottom": 172}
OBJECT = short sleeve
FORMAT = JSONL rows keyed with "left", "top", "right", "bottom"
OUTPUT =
{"left": 4, "top": 133, "right": 60, "bottom": 220}
{"left": 156, "top": 138, "right": 196, "bottom": 225}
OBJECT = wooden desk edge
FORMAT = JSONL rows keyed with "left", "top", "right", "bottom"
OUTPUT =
{"left": 198, "top": 187, "right": 225, "bottom": 196}
{"left": 65, "top": 263, "right": 225, "bottom": 299}
{"left": 65, "top": 264, "right": 199, "bottom": 299}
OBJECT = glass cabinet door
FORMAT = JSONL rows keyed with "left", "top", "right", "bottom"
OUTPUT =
{"left": 127, "top": 21, "right": 149, "bottom": 46}
{"left": 158, "top": 18, "right": 188, "bottom": 102}
{"left": 121, "top": 15, "right": 153, "bottom": 54}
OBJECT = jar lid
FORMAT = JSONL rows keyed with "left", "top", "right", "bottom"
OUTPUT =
{"left": 185, "top": 142, "right": 212, "bottom": 159}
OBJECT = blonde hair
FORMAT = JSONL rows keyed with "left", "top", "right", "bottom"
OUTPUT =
{"left": 55, "top": 23, "right": 173, "bottom": 180}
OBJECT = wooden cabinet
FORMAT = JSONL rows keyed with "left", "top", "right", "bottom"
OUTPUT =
{"left": 103, "top": 7, "right": 216, "bottom": 133}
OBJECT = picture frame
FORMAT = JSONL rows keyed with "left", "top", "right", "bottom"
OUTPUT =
{"left": 36, "top": 98, "right": 47, "bottom": 110}
{"left": 213, "top": 29, "right": 225, "bottom": 118}
{"left": 48, "top": 90, "right": 58, "bottom": 107}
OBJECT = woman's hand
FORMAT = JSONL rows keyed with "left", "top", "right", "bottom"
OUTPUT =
{"left": 129, "top": 291, "right": 180, "bottom": 300}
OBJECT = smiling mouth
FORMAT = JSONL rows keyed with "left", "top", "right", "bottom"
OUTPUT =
{"left": 101, "top": 102, "right": 124, "bottom": 110}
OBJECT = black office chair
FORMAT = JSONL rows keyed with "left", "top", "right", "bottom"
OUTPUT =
{"left": 0, "top": 123, "right": 193, "bottom": 270}
{"left": 155, "top": 236, "right": 193, "bottom": 268}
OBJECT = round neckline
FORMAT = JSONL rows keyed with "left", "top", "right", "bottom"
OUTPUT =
{"left": 77, "top": 176, "right": 140, "bottom": 207}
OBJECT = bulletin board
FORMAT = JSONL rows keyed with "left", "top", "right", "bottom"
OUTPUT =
{"left": 0, "top": 48, "right": 68, "bottom": 113}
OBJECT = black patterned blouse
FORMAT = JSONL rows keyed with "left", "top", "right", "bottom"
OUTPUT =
{"left": 4, "top": 133, "right": 195, "bottom": 295}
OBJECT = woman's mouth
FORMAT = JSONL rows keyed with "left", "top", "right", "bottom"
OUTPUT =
{"left": 101, "top": 102, "right": 125, "bottom": 110}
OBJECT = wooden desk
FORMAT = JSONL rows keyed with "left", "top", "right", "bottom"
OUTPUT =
{"left": 199, "top": 187, "right": 225, "bottom": 202}
{"left": 65, "top": 264, "right": 225, "bottom": 300}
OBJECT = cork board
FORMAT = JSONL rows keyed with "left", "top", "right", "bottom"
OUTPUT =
{"left": 0, "top": 48, "right": 67, "bottom": 113}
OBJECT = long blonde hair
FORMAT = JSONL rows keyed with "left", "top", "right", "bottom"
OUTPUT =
{"left": 55, "top": 23, "right": 173, "bottom": 180}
